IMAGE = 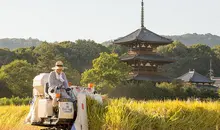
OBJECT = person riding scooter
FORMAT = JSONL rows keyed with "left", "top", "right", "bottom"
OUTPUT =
{"left": 48, "top": 61, "right": 72, "bottom": 116}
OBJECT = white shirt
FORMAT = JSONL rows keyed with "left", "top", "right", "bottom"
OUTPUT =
{"left": 55, "top": 72, "right": 65, "bottom": 83}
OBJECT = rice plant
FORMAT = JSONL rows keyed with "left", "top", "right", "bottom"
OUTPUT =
{"left": 0, "top": 98, "right": 220, "bottom": 130}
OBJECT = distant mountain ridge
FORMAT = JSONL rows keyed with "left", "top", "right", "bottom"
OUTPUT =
{"left": 164, "top": 33, "right": 220, "bottom": 47}
{"left": 0, "top": 38, "right": 42, "bottom": 50}
{"left": 1, "top": 33, "right": 220, "bottom": 49}
{"left": 102, "top": 33, "right": 220, "bottom": 47}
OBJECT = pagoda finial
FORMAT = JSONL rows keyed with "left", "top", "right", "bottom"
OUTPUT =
{"left": 141, "top": 0, "right": 144, "bottom": 28}
{"left": 209, "top": 58, "right": 214, "bottom": 78}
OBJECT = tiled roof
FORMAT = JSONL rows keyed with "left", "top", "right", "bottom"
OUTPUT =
{"left": 120, "top": 54, "right": 174, "bottom": 63}
{"left": 114, "top": 27, "right": 173, "bottom": 45}
{"left": 129, "top": 73, "right": 172, "bottom": 82}
{"left": 177, "top": 70, "right": 214, "bottom": 83}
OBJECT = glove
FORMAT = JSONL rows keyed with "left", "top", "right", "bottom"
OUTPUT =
{"left": 50, "top": 88, "right": 55, "bottom": 93}
{"left": 66, "top": 88, "right": 71, "bottom": 91}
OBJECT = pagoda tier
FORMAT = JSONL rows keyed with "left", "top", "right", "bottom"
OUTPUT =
{"left": 120, "top": 54, "right": 174, "bottom": 64}
{"left": 121, "top": 54, "right": 174, "bottom": 82}
{"left": 114, "top": 27, "right": 172, "bottom": 46}
{"left": 113, "top": 0, "right": 174, "bottom": 82}
{"left": 129, "top": 73, "right": 172, "bottom": 82}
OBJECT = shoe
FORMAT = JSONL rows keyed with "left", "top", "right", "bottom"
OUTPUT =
{"left": 51, "top": 114, "right": 58, "bottom": 119}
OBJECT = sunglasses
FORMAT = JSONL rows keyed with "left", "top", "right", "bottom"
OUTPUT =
{"left": 56, "top": 65, "right": 63, "bottom": 67}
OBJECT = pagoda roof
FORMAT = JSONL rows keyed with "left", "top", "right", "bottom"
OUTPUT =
{"left": 129, "top": 73, "right": 172, "bottom": 82}
{"left": 177, "top": 70, "right": 214, "bottom": 83}
{"left": 114, "top": 27, "right": 173, "bottom": 45}
{"left": 120, "top": 54, "right": 174, "bottom": 63}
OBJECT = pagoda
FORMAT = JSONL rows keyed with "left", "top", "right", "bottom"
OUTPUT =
{"left": 113, "top": 0, "right": 174, "bottom": 82}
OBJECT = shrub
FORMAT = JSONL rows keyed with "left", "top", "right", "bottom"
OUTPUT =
{"left": 109, "top": 81, "right": 219, "bottom": 100}
{"left": 0, "top": 97, "right": 31, "bottom": 106}
{"left": 198, "top": 88, "right": 219, "bottom": 99}
{"left": 0, "top": 60, "right": 37, "bottom": 97}
{"left": 110, "top": 81, "right": 171, "bottom": 100}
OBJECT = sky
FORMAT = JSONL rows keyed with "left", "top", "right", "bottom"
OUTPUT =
{"left": 0, "top": 0, "right": 220, "bottom": 43}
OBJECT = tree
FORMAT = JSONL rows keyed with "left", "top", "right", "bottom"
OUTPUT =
{"left": 157, "top": 41, "right": 190, "bottom": 78}
{"left": 211, "top": 45, "right": 220, "bottom": 76}
{"left": 0, "top": 48, "right": 16, "bottom": 67}
{"left": 0, "top": 60, "right": 37, "bottom": 97}
{"left": 34, "top": 42, "right": 65, "bottom": 73}
{"left": 34, "top": 42, "right": 81, "bottom": 85}
{"left": 157, "top": 40, "right": 188, "bottom": 57}
{"left": 212, "top": 45, "right": 220, "bottom": 59}
{"left": 0, "top": 79, "right": 12, "bottom": 98}
{"left": 188, "top": 44, "right": 213, "bottom": 76}
{"left": 71, "top": 39, "right": 110, "bottom": 72}
{"left": 80, "top": 52, "right": 131, "bottom": 93}
{"left": 60, "top": 62, "right": 81, "bottom": 86}
{"left": 65, "top": 68, "right": 81, "bottom": 86}
{"left": 13, "top": 47, "right": 37, "bottom": 64}
{"left": 107, "top": 44, "right": 128, "bottom": 56}
{"left": 157, "top": 41, "right": 214, "bottom": 78}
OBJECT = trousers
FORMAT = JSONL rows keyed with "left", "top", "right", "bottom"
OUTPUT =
{"left": 48, "top": 89, "right": 71, "bottom": 107}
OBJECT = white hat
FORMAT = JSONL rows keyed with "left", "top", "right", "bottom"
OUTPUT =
{"left": 52, "top": 61, "right": 67, "bottom": 70}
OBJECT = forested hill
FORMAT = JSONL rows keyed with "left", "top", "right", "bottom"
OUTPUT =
{"left": 0, "top": 38, "right": 42, "bottom": 50}
{"left": 102, "top": 33, "right": 220, "bottom": 47}
{"left": 1, "top": 33, "right": 220, "bottom": 49}
{"left": 165, "top": 33, "right": 220, "bottom": 47}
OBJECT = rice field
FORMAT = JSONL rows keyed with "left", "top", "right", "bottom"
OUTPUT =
{"left": 87, "top": 98, "right": 220, "bottom": 130}
{"left": 0, "top": 105, "right": 39, "bottom": 130}
{"left": 0, "top": 98, "right": 220, "bottom": 130}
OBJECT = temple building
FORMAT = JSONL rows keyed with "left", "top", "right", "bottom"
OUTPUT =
{"left": 177, "top": 69, "right": 218, "bottom": 90}
{"left": 113, "top": 0, "right": 174, "bottom": 82}
{"left": 177, "top": 69, "right": 214, "bottom": 85}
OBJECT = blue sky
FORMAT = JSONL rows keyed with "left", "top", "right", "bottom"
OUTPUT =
{"left": 0, "top": 0, "right": 220, "bottom": 43}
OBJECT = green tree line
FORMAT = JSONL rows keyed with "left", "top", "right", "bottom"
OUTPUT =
{"left": 0, "top": 40, "right": 112, "bottom": 97}
{"left": 157, "top": 41, "right": 220, "bottom": 78}
{"left": 0, "top": 39, "right": 220, "bottom": 98}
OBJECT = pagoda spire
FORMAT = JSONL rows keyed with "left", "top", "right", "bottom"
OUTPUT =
{"left": 209, "top": 58, "right": 214, "bottom": 78}
{"left": 141, "top": 0, "right": 144, "bottom": 28}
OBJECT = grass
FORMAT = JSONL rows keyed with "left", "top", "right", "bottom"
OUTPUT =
{"left": 0, "top": 97, "right": 31, "bottom": 106}
{"left": 0, "top": 98, "right": 220, "bottom": 130}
